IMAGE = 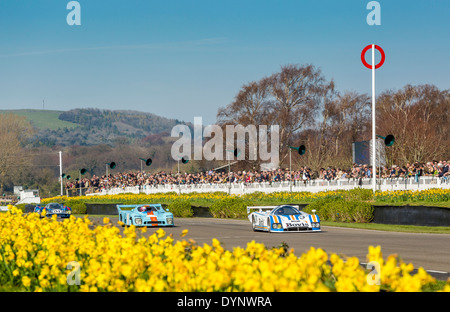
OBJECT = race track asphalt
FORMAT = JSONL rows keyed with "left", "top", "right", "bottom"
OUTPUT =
{"left": 95, "top": 216, "right": 450, "bottom": 281}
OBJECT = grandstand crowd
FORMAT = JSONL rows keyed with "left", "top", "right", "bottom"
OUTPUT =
{"left": 65, "top": 160, "right": 449, "bottom": 191}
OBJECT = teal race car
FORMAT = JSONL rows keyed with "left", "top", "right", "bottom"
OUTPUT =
{"left": 117, "top": 204, "right": 174, "bottom": 227}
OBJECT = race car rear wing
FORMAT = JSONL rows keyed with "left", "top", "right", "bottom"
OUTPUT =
{"left": 247, "top": 205, "right": 300, "bottom": 214}
{"left": 116, "top": 204, "right": 139, "bottom": 212}
{"left": 116, "top": 204, "right": 166, "bottom": 214}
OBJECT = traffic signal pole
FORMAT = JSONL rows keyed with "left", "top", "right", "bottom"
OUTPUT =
{"left": 361, "top": 44, "right": 385, "bottom": 194}
{"left": 371, "top": 44, "right": 376, "bottom": 194}
{"left": 59, "top": 151, "right": 63, "bottom": 196}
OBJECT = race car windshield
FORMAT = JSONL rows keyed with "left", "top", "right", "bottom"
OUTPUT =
{"left": 139, "top": 206, "right": 161, "bottom": 212}
{"left": 274, "top": 206, "right": 300, "bottom": 215}
{"left": 47, "top": 203, "right": 61, "bottom": 209}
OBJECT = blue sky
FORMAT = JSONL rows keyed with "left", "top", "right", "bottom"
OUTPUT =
{"left": 0, "top": 0, "right": 448, "bottom": 124}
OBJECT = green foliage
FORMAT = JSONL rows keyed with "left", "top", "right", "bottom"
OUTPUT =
{"left": 303, "top": 197, "right": 374, "bottom": 223}
{"left": 14, "top": 203, "right": 27, "bottom": 212}
{"left": 48, "top": 197, "right": 65, "bottom": 204}
{"left": 3, "top": 108, "right": 188, "bottom": 147}
{"left": 209, "top": 197, "right": 253, "bottom": 219}
{"left": 0, "top": 109, "right": 78, "bottom": 131}
{"left": 40, "top": 189, "right": 447, "bottom": 220}
{"left": 52, "top": 108, "right": 186, "bottom": 146}
{"left": 342, "top": 188, "right": 374, "bottom": 201}
{"left": 64, "top": 199, "right": 87, "bottom": 214}
{"left": 167, "top": 200, "right": 194, "bottom": 218}
{"left": 375, "top": 189, "right": 449, "bottom": 203}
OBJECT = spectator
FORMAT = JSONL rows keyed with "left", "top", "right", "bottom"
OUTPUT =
{"left": 65, "top": 159, "right": 450, "bottom": 192}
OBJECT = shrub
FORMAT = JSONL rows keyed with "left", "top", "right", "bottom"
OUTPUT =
{"left": 304, "top": 198, "right": 373, "bottom": 223}
{"left": 351, "top": 201, "right": 374, "bottom": 223}
{"left": 343, "top": 188, "right": 374, "bottom": 201}
{"left": 375, "top": 189, "right": 449, "bottom": 203}
{"left": 14, "top": 203, "right": 27, "bottom": 212}
{"left": 64, "top": 199, "right": 87, "bottom": 214}
{"left": 209, "top": 197, "right": 252, "bottom": 219}
{"left": 167, "top": 200, "right": 193, "bottom": 218}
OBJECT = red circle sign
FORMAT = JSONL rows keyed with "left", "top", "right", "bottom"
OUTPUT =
{"left": 361, "top": 45, "right": 385, "bottom": 69}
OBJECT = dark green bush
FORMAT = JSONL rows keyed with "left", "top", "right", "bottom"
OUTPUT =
{"left": 167, "top": 200, "right": 193, "bottom": 218}
{"left": 64, "top": 199, "right": 87, "bottom": 214}
{"left": 15, "top": 203, "right": 27, "bottom": 212}
{"left": 303, "top": 197, "right": 373, "bottom": 223}
{"left": 209, "top": 197, "right": 252, "bottom": 219}
{"left": 48, "top": 197, "right": 65, "bottom": 204}
{"left": 343, "top": 188, "right": 374, "bottom": 201}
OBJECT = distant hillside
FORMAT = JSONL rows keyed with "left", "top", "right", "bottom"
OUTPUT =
{"left": 0, "top": 109, "right": 79, "bottom": 130}
{"left": 0, "top": 108, "right": 189, "bottom": 147}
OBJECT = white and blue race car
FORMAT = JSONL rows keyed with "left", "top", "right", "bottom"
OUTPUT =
{"left": 247, "top": 205, "right": 321, "bottom": 232}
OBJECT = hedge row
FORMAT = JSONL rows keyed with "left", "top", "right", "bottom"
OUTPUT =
{"left": 55, "top": 196, "right": 374, "bottom": 223}
{"left": 303, "top": 198, "right": 374, "bottom": 223}
{"left": 24, "top": 188, "right": 429, "bottom": 223}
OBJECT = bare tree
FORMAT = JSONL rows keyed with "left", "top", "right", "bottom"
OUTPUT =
{"left": 217, "top": 64, "right": 336, "bottom": 169}
{"left": 286, "top": 91, "right": 370, "bottom": 171}
{"left": 217, "top": 78, "right": 272, "bottom": 126}
{"left": 321, "top": 91, "right": 371, "bottom": 165}
{"left": 217, "top": 78, "right": 273, "bottom": 169}
{"left": 377, "top": 84, "right": 449, "bottom": 165}
{"left": 266, "top": 64, "right": 336, "bottom": 166}
{"left": 0, "top": 114, "right": 34, "bottom": 192}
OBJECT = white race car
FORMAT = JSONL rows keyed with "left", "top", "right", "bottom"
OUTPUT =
{"left": 247, "top": 205, "right": 321, "bottom": 232}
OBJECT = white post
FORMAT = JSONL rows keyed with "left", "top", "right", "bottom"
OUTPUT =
{"left": 289, "top": 148, "right": 292, "bottom": 192}
{"left": 371, "top": 44, "right": 376, "bottom": 194}
{"left": 105, "top": 164, "right": 109, "bottom": 192}
{"left": 59, "top": 151, "right": 63, "bottom": 196}
{"left": 228, "top": 159, "right": 231, "bottom": 195}
{"left": 289, "top": 148, "right": 292, "bottom": 172}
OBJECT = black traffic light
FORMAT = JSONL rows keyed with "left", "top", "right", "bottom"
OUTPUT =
{"left": 289, "top": 145, "right": 306, "bottom": 155}
{"left": 80, "top": 168, "right": 87, "bottom": 175}
{"left": 140, "top": 158, "right": 152, "bottom": 166}
{"left": 377, "top": 134, "right": 395, "bottom": 147}
{"left": 107, "top": 162, "right": 116, "bottom": 169}
{"left": 181, "top": 157, "right": 189, "bottom": 164}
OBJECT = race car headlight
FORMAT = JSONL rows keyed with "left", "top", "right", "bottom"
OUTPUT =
{"left": 272, "top": 223, "right": 282, "bottom": 229}
{"left": 135, "top": 218, "right": 142, "bottom": 225}
{"left": 166, "top": 217, "right": 173, "bottom": 225}
{"left": 313, "top": 222, "right": 320, "bottom": 228}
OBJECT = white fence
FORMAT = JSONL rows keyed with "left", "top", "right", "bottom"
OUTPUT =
{"left": 86, "top": 176, "right": 449, "bottom": 196}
